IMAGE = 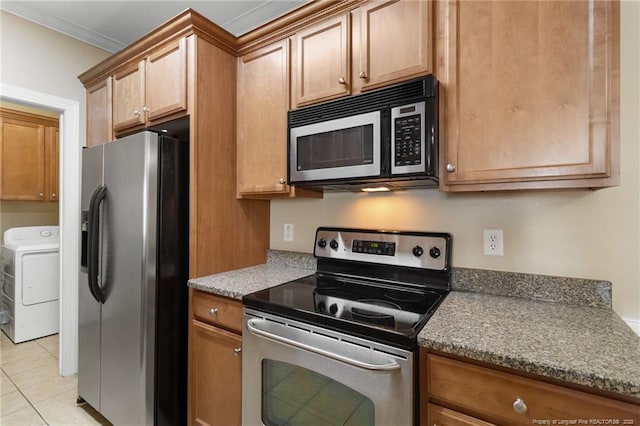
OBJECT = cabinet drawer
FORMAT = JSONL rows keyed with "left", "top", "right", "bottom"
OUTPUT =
{"left": 427, "top": 403, "right": 495, "bottom": 426}
{"left": 427, "top": 354, "right": 639, "bottom": 425}
{"left": 192, "top": 290, "right": 242, "bottom": 333}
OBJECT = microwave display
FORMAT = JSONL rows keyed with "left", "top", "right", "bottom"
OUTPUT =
{"left": 297, "top": 124, "right": 374, "bottom": 171}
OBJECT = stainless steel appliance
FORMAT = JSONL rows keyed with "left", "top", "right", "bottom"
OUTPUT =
{"left": 288, "top": 76, "right": 438, "bottom": 191}
{"left": 242, "top": 227, "right": 452, "bottom": 426}
{"left": 78, "top": 131, "right": 188, "bottom": 425}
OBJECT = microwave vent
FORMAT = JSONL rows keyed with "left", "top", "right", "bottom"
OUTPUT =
{"left": 288, "top": 75, "right": 437, "bottom": 127}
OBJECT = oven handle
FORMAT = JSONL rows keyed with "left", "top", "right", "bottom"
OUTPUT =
{"left": 246, "top": 318, "right": 401, "bottom": 372}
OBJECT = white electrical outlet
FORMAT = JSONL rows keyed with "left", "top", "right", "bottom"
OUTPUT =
{"left": 483, "top": 229, "right": 504, "bottom": 256}
{"left": 284, "top": 223, "right": 294, "bottom": 242}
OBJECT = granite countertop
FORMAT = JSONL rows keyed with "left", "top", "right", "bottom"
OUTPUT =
{"left": 188, "top": 250, "right": 316, "bottom": 300}
{"left": 418, "top": 291, "right": 640, "bottom": 399}
{"left": 189, "top": 250, "right": 640, "bottom": 399}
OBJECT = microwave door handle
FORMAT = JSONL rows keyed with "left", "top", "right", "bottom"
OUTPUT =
{"left": 246, "top": 319, "right": 400, "bottom": 372}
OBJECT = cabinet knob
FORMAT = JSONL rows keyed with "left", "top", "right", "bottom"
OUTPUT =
{"left": 209, "top": 308, "right": 219, "bottom": 315}
{"left": 278, "top": 178, "right": 286, "bottom": 184}
{"left": 142, "top": 106, "right": 149, "bottom": 113}
{"left": 134, "top": 110, "right": 141, "bottom": 117}
{"left": 233, "top": 347, "right": 242, "bottom": 356}
{"left": 39, "top": 193, "right": 44, "bottom": 198}
{"left": 51, "top": 193, "right": 56, "bottom": 198}
{"left": 338, "top": 77, "right": 346, "bottom": 85}
{"left": 358, "top": 71, "right": 367, "bottom": 79}
{"left": 446, "top": 163, "right": 456, "bottom": 173}
{"left": 512, "top": 398, "right": 527, "bottom": 414}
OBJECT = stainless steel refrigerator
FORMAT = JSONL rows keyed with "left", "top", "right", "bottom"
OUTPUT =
{"left": 79, "top": 131, "right": 188, "bottom": 425}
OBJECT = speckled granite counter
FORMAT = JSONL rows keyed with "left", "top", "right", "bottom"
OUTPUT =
{"left": 188, "top": 250, "right": 316, "bottom": 300}
{"left": 189, "top": 251, "right": 639, "bottom": 400}
{"left": 418, "top": 291, "right": 640, "bottom": 399}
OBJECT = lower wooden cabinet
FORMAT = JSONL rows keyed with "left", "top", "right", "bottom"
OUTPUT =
{"left": 428, "top": 403, "right": 495, "bottom": 426}
{"left": 189, "top": 290, "right": 243, "bottom": 426}
{"left": 0, "top": 108, "right": 59, "bottom": 201}
{"left": 421, "top": 351, "right": 640, "bottom": 425}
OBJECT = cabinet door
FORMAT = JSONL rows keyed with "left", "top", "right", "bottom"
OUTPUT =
{"left": 358, "top": 0, "right": 432, "bottom": 91}
{"left": 438, "top": 0, "right": 619, "bottom": 191}
{"left": 86, "top": 77, "right": 112, "bottom": 146}
{"left": 0, "top": 117, "right": 46, "bottom": 200}
{"left": 426, "top": 404, "right": 495, "bottom": 426}
{"left": 292, "top": 14, "right": 350, "bottom": 107}
{"left": 113, "top": 61, "right": 145, "bottom": 132}
{"left": 191, "top": 320, "right": 242, "bottom": 426}
{"left": 46, "top": 126, "right": 59, "bottom": 202}
{"left": 237, "top": 40, "right": 291, "bottom": 197}
{"left": 145, "top": 37, "right": 188, "bottom": 123}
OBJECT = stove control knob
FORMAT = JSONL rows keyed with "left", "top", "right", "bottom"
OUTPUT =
{"left": 429, "top": 247, "right": 441, "bottom": 259}
{"left": 412, "top": 245, "right": 424, "bottom": 257}
{"left": 329, "top": 303, "right": 338, "bottom": 315}
{"left": 317, "top": 302, "right": 326, "bottom": 313}
{"left": 329, "top": 239, "right": 339, "bottom": 251}
{"left": 317, "top": 238, "right": 327, "bottom": 248}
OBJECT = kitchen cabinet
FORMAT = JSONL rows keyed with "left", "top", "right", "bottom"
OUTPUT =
{"left": 113, "top": 37, "right": 188, "bottom": 134}
{"left": 420, "top": 351, "right": 640, "bottom": 425}
{"left": 291, "top": 0, "right": 432, "bottom": 108}
{"left": 86, "top": 77, "right": 112, "bottom": 146}
{"left": 0, "top": 108, "right": 59, "bottom": 201}
{"left": 190, "top": 290, "right": 242, "bottom": 426}
{"left": 436, "top": 0, "right": 620, "bottom": 191}
{"left": 80, "top": 10, "right": 270, "bottom": 279}
{"left": 237, "top": 40, "right": 322, "bottom": 199}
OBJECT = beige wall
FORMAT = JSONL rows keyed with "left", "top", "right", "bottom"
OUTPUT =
{"left": 0, "top": 11, "right": 110, "bottom": 143}
{"left": 0, "top": 11, "right": 109, "bottom": 243}
{"left": 0, "top": 202, "right": 60, "bottom": 238}
{"left": 271, "top": 0, "right": 640, "bottom": 323}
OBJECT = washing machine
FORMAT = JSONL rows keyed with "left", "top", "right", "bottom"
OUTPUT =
{"left": 1, "top": 226, "right": 60, "bottom": 343}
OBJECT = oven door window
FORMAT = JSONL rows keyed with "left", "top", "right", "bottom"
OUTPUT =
{"left": 289, "top": 111, "right": 381, "bottom": 183}
{"left": 262, "top": 359, "right": 374, "bottom": 426}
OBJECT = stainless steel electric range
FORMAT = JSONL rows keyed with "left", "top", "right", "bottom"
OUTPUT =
{"left": 242, "top": 227, "right": 452, "bottom": 426}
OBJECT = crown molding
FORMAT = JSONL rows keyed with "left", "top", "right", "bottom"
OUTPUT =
{"left": 1, "top": 2, "right": 125, "bottom": 53}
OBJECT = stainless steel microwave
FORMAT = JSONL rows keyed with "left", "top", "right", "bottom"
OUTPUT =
{"left": 288, "top": 76, "right": 438, "bottom": 191}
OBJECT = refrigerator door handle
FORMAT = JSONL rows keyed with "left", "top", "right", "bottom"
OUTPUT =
{"left": 88, "top": 185, "right": 107, "bottom": 304}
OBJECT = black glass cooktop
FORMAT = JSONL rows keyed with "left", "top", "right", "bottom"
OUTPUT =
{"left": 242, "top": 273, "right": 448, "bottom": 350}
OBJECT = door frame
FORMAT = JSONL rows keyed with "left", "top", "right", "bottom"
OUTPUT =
{"left": 1, "top": 83, "right": 81, "bottom": 377}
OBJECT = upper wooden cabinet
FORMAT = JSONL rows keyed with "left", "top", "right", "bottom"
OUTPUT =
{"left": 86, "top": 77, "right": 112, "bottom": 146}
{"left": 237, "top": 40, "right": 292, "bottom": 197}
{"left": 292, "top": 14, "right": 350, "bottom": 107}
{"left": 0, "top": 108, "right": 59, "bottom": 202}
{"left": 292, "top": 0, "right": 433, "bottom": 108}
{"left": 437, "top": 0, "right": 620, "bottom": 191}
{"left": 113, "top": 37, "right": 188, "bottom": 134}
{"left": 237, "top": 40, "right": 322, "bottom": 199}
{"left": 357, "top": 0, "right": 432, "bottom": 91}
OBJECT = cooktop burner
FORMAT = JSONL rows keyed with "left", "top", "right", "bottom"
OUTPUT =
{"left": 243, "top": 227, "right": 452, "bottom": 350}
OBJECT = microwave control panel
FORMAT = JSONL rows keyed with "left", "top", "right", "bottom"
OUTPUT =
{"left": 391, "top": 101, "right": 426, "bottom": 175}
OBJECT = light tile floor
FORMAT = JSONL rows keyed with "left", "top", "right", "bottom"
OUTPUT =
{"left": 0, "top": 332, "right": 111, "bottom": 425}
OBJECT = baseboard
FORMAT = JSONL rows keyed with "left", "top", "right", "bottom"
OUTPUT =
{"left": 624, "top": 318, "right": 640, "bottom": 336}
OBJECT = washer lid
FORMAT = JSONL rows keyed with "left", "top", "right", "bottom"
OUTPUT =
{"left": 2, "top": 226, "right": 60, "bottom": 251}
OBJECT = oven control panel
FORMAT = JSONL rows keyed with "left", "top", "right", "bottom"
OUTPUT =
{"left": 314, "top": 227, "right": 451, "bottom": 271}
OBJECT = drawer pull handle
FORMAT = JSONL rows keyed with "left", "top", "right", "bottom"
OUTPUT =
{"left": 233, "top": 347, "right": 242, "bottom": 356}
{"left": 513, "top": 397, "right": 527, "bottom": 414}
{"left": 209, "top": 308, "right": 219, "bottom": 315}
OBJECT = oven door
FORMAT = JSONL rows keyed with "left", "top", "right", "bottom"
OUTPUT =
{"left": 242, "top": 309, "right": 414, "bottom": 426}
{"left": 288, "top": 111, "right": 382, "bottom": 184}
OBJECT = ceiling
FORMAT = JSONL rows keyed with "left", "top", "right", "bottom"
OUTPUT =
{"left": 0, "top": 0, "right": 310, "bottom": 53}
